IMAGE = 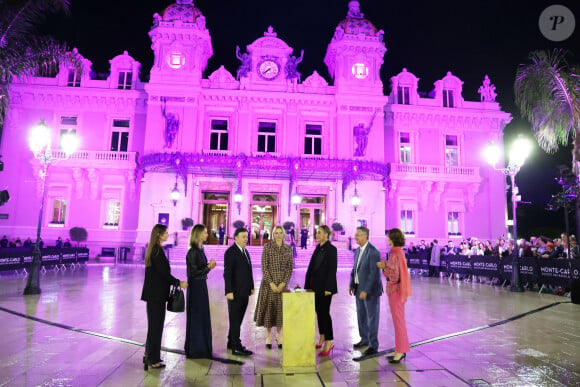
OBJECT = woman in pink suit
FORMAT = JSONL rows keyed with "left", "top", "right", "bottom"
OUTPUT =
{"left": 377, "top": 228, "right": 412, "bottom": 363}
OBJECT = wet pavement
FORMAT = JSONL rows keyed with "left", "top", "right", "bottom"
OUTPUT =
{"left": 0, "top": 262, "right": 578, "bottom": 386}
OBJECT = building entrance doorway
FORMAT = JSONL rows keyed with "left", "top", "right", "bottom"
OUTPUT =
{"left": 250, "top": 193, "right": 278, "bottom": 246}
{"left": 297, "top": 195, "right": 326, "bottom": 247}
{"left": 202, "top": 192, "right": 229, "bottom": 245}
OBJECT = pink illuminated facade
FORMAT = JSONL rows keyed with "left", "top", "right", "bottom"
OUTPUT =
{"left": 0, "top": 0, "right": 511, "bottom": 255}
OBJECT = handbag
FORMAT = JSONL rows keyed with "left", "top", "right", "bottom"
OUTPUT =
{"left": 167, "top": 285, "right": 185, "bottom": 313}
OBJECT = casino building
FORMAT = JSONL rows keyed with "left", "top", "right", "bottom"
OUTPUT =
{"left": 0, "top": 0, "right": 511, "bottom": 255}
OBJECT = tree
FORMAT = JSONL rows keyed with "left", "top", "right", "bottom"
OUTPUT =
{"left": 69, "top": 227, "right": 87, "bottom": 246}
{"left": 514, "top": 49, "right": 580, "bottom": 169}
{"left": 0, "top": 0, "right": 83, "bottom": 144}
{"left": 515, "top": 49, "right": 580, "bottom": 234}
{"left": 282, "top": 221, "right": 295, "bottom": 231}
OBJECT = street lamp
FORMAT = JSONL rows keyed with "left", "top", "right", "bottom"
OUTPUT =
{"left": 24, "top": 120, "right": 79, "bottom": 295}
{"left": 291, "top": 193, "right": 301, "bottom": 210}
{"left": 351, "top": 183, "right": 360, "bottom": 212}
{"left": 234, "top": 190, "right": 243, "bottom": 214}
{"left": 484, "top": 134, "right": 531, "bottom": 292}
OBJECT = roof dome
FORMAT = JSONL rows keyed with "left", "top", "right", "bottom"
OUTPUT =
{"left": 162, "top": 0, "right": 203, "bottom": 23}
{"left": 337, "top": 1, "right": 377, "bottom": 36}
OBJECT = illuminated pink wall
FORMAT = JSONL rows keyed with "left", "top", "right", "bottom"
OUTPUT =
{"left": 0, "top": 1, "right": 511, "bottom": 255}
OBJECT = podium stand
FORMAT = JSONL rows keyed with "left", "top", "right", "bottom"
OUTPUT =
{"left": 282, "top": 291, "right": 316, "bottom": 367}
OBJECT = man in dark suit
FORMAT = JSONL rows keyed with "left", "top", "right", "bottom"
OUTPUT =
{"left": 218, "top": 224, "right": 225, "bottom": 245}
{"left": 224, "top": 227, "right": 255, "bottom": 356}
{"left": 349, "top": 227, "right": 382, "bottom": 356}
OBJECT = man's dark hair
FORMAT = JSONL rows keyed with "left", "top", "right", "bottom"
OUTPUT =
{"left": 234, "top": 227, "right": 248, "bottom": 238}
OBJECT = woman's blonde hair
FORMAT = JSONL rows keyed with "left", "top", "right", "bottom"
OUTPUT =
{"left": 145, "top": 224, "right": 167, "bottom": 267}
{"left": 189, "top": 224, "right": 207, "bottom": 249}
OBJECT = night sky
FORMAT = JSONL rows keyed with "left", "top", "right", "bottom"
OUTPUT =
{"left": 40, "top": 0, "right": 580, "bottom": 238}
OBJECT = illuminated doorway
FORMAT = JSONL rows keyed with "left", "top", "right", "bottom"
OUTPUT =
{"left": 202, "top": 192, "right": 229, "bottom": 245}
{"left": 250, "top": 193, "right": 278, "bottom": 246}
{"left": 297, "top": 195, "right": 326, "bottom": 247}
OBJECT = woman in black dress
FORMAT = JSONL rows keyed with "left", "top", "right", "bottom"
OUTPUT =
{"left": 141, "top": 224, "right": 187, "bottom": 370}
{"left": 305, "top": 225, "right": 338, "bottom": 356}
{"left": 184, "top": 224, "right": 216, "bottom": 358}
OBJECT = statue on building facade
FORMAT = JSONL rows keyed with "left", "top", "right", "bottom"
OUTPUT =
{"left": 286, "top": 50, "right": 304, "bottom": 81}
{"left": 161, "top": 99, "right": 179, "bottom": 149}
{"left": 235, "top": 46, "right": 251, "bottom": 80}
{"left": 353, "top": 111, "right": 377, "bottom": 157}
{"left": 478, "top": 75, "right": 497, "bottom": 102}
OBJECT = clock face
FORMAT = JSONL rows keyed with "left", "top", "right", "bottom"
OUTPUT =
{"left": 352, "top": 63, "right": 369, "bottom": 79}
{"left": 258, "top": 60, "right": 280, "bottom": 80}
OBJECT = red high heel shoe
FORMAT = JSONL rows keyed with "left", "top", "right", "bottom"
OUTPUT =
{"left": 315, "top": 343, "right": 323, "bottom": 349}
{"left": 318, "top": 344, "right": 334, "bottom": 356}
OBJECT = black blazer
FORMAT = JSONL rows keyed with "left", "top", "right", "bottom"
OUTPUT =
{"left": 305, "top": 241, "right": 338, "bottom": 294}
{"left": 141, "top": 246, "right": 179, "bottom": 303}
{"left": 187, "top": 246, "right": 210, "bottom": 281}
{"left": 223, "top": 244, "right": 254, "bottom": 297}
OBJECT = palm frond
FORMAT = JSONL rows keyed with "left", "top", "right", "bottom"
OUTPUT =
{"left": 0, "top": 0, "right": 70, "bottom": 48}
{"left": 514, "top": 49, "right": 580, "bottom": 154}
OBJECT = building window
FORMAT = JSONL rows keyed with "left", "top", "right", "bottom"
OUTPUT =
{"left": 210, "top": 119, "right": 228, "bottom": 151}
{"left": 117, "top": 71, "right": 132, "bottom": 90}
{"left": 447, "top": 211, "right": 461, "bottom": 235}
{"left": 257, "top": 122, "right": 276, "bottom": 153}
{"left": 445, "top": 135, "right": 459, "bottom": 166}
{"left": 59, "top": 116, "right": 78, "bottom": 149}
{"left": 399, "top": 132, "right": 411, "bottom": 164}
{"left": 401, "top": 210, "right": 414, "bottom": 235}
{"left": 51, "top": 199, "right": 67, "bottom": 224}
{"left": 397, "top": 86, "right": 410, "bottom": 105}
{"left": 110, "top": 119, "right": 130, "bottom": 152}
{"left": 443, "top": 89, "right": 454, "bottom": 108}
{"left": 304, "top": 124, "right": 322, "bottom": 155}
{"left": 104, "top": 200, "right": 121, "bottom": 227}
{"left": 67, "top": 69, "right": 81, "bottom": 87}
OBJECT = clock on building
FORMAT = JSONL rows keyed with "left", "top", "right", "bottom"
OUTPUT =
{"left": 167, "top": 51, "right": 186, "bottom": 69}
{"left": 352, "top": 63, "right": 369, "bottom": 79}
{"left": 257, "top": 60, "right": 280, "bottom": 80}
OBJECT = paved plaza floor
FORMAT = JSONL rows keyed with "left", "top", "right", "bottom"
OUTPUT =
{"left": 0, "top": 262, "right": 578, "bottom": 386}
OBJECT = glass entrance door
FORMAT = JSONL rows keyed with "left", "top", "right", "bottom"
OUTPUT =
{"left": 250, "top": 193, "right": 278, "bottom": 246}
{"left": 202, "top": 192, "right": 229, "bottom": 245}
{"left": 297, "top": 195, "right": 326, "bottom": 247}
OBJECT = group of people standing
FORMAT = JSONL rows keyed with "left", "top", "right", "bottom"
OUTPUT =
{"left": 140, "top": 222, "right": 412, "bottom": 369}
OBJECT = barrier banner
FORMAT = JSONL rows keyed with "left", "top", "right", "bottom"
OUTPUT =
{"left": 77, "top": 248, "right": 89, "bottom": 263}
{"left": 439, "top": 256, "right": 448, "bottom": 273}
{"left": 471, "top": 255, "right": 500, "bottom": 277}
{"left": 518, "top": 257, "right": 538, "bottom": 283}
{"left": 406, "top": 253, "right": 423, "bottom": 269}
{"left": 61, "top": 248, "right": 77, "bottom": 264}
{"left": 446, "top": 255, "right": 472, "bottom": 275}
{"left": 537, "top": 259, "right": 574, "bottom": 286}
{"left": 41, "top": 248, "right": 62, "bottom": 267}
{"left": 500, "top": 255, "right": 513, "bottom": 282}
{"left": 0, "top": 248, "right": 89, "bottom": 271}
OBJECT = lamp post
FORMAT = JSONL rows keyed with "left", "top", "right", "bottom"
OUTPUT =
{"left": 234, "top": 190, "right": 243, "bottom": 215}
{"left": 24, "top": 121, "right": 78, "bottom": 295}
{"left": 351, "top": 184, "right": 360, "bottom": 212}
{"left": 484, "top": 134, "right": 531, "bottom": 292}
{"left": 291, "top": 193, "right": 301, "bottom": 210}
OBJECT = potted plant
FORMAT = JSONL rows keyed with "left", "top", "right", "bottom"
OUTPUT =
{"left": 69, "top": 227, "right": 88, "bottom": 247}
{"left": 233, "top": 220, "right": 245, "bottom": 230}
{"left": 181, "top": 217, "right": 194, "bottom": 231}
{"left": 282, "top": 221, "right": 295, "bottom": 232}
{"left": 331, "top": 222, "right": 344, "bottom": 240}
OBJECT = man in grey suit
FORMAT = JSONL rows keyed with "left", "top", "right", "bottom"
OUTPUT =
{"left": 349, "top": 227, "right": 383, "bottom": 356}
{"left": 429, "top": 239, "right": 441, "bottom": 277}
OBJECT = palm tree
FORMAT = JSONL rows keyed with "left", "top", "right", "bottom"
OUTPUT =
{"left": 514, "top": 49, "right": 580, "bottom": 169}
{"left": 515, "top": 49, "right": 580, "bottom": 235}
{"left": 0, "top": 0, "right": 82, "bottom": 144}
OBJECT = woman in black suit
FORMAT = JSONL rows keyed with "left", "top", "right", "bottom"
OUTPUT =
{"left": 184, "top": 224, "right": 216, "bottom": 358}
{"left": 141, "top": 224, "right": 187, "bottom": 370}
{"left": 305, "top": 225, "right": 338, "bottom": 356}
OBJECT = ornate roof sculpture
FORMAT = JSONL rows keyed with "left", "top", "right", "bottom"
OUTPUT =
{"left": 337, "top": 0, "right": 379, "bottom": 37}
{"left": 161, "top": 0, "right": 203, "bottom": 23}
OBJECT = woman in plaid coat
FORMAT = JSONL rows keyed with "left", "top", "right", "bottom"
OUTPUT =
{"left": 254, "top": 225, "right": 293, "bottom": 349}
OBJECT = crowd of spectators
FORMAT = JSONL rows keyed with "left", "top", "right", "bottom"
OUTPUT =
{"left": 406, "top": 233, "right": 579, "bottom": 260}
{"left": 0, "top": 235, "right": 72, "bottom": 249}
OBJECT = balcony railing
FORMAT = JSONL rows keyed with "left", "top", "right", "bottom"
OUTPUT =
{"left": 390, "top": 163, "right": 480, "bottom": 181}
{"left": 51, "top": 150, "right": 137, "bottom": 168}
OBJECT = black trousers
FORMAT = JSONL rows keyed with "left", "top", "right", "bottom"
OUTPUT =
{"left": 429, "top": 265, "right": 440, "bottom": 277}
{"left": 314, "top": 292, "right": 333, "bottom": 340}
{"left": 227, "top": 295, "right": 249, "bottom": 349}
{"left": 145, "top": 301, "right": 166, "bottom": 364}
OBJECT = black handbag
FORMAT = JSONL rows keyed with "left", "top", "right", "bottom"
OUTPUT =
{"left": 167, "top": 285, "right": 185, "bottom": 313}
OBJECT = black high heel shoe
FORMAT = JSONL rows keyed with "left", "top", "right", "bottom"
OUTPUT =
{"left": 388, "top": 353, "right": 406, "bottom": 364}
